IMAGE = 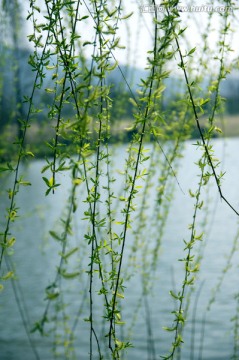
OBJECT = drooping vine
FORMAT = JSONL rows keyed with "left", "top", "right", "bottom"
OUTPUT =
{"left": 0, "top": 1, "right": 239, "bottom": 360}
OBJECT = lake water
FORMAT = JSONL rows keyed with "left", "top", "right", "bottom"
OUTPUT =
{"left": 1, "top": 138, "right": 239, "bottom": 360}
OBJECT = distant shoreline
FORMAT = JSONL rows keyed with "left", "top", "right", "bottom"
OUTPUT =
{"left": 0, "top": 115, "right": 238, "bottom": 162}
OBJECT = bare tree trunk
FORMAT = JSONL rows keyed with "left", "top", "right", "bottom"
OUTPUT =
{"left": 1, "top": 0, "right": 24, "bottom": 140}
